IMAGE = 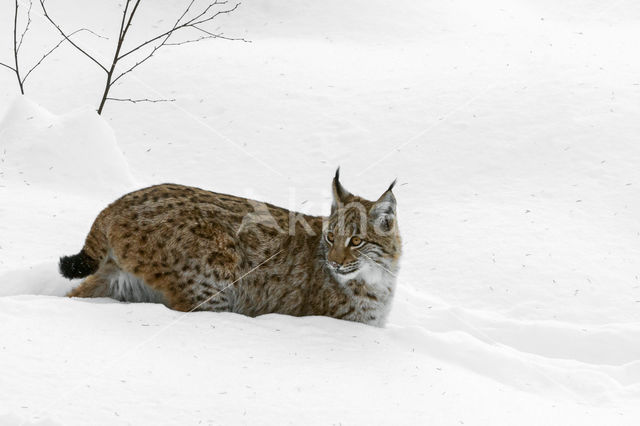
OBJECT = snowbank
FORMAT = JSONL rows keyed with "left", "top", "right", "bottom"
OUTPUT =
{"left": 0, "top": 262, "right": 72, "bottom": 297}
{"left": 1, "top": 295, "right": 639, "bottom": 425}
{"left": 0, "top": 96, "right": 135, "bottom": 196}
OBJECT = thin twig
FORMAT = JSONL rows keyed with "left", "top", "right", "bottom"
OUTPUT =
{"left": 16, "top": 0, "right": 33, "bottom": 53}
{"left": 96, "top": 0, "right": 140, "bottom": 113}
{"left": 118, "top": 0, "right": 132, "bottom": 39}
{"left": 175, "top": 0, "right": 199, "bottom": 27}
{"left": 75, "top": 28, "right": 109, "bottom": 40}
{"left": 106, "top": 97, "right": 175, "bottom": 103}
{"left": 193, "top": 25, "right": 251, "bottom": 43}
{"left": 190, "top": 2, "right": 241, "bottom": 27}
{"left": 0, "top": 62, "right": 16, "bottom": 72}
{"left": 111, "top": 1, "right": 242, "bottom": 87}
{"left": 114, "top": 0, "right": 198, "bottom": 69}
{"left": 110, "top": 0, "right": 200, "bottom": 86}
{"left": 39, "top": 0, "right": 108, "bottom": 73}
{"left": 117, "top": 1, "right": 240, "bottom": 60}
{"left": 36, "top": 0, "right": 244, "bottom": 113}
{"left": 12, "top": 0, "right": 24, "bottom": 93}
{"left": 109, "top": 47, "right": 157, "bottom": 86}
{"left": 120, "top": 0, "right": 141, "bottom": 43}
{"left": 21, "top": 28, "right": 99, "bottom": 83}
{"left": 164, "top": 35, "right": 216, "bottom": 46}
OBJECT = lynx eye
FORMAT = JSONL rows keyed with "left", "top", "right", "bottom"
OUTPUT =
{"left": 349, "top": 236, "right": 363, "bottom": 247}
{"left": 326, "top": 232, "right": 335, "bottom": 243}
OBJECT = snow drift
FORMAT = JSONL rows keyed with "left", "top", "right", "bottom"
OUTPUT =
{"left": 0, "top": 96, "right": 135, "bottom": 196}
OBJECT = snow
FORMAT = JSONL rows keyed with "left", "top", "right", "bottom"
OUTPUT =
{"left": 1, "top": 0, "right": 639, "bottom": 424}
{"left": 0, "top": 97, "right": 135, "bottom": 195}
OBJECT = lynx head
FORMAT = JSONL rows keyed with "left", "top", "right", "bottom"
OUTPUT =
{"left": 323, "top": 168, "right": 401, "bottom": 282}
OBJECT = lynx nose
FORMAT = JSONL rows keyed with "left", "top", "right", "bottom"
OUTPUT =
{"left": 328, "top": 260, "right": 341, "bottom": 269}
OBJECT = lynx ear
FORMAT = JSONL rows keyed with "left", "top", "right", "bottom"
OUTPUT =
{"left": 370, "top": 179, "right": 397, "bottom": 233}
{"left": 331, "top": 167, "right": 352, "bottom": 211}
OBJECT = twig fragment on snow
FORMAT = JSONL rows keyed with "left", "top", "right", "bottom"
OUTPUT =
{"left": 105, "top": 97, "right": 176, "bottom": 103}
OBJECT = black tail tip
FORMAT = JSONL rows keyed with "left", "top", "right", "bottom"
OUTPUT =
{"left": 59, "top": 250, "right": 99, "bottom": 279}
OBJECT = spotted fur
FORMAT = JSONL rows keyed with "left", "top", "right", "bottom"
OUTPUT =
{"left": 61, "top": 170, "right": 401, "bottom": 326}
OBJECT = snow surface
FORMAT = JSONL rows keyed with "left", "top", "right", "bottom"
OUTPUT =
{"left": 1, "top": 0, "right": 639, "bottom": 424}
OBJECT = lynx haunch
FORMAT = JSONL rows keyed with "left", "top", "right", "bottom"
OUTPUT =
{"left": 59, "top": 169, "right": 401, "bottom": 326}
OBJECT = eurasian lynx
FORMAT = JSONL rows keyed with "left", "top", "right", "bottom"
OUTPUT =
{"left": 60, "top": 169, "right": 401, "bottom": 326}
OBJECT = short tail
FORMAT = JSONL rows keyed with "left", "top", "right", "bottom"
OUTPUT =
{"left": 60, "top": 210, "right": 109, "bottom": 279}
{"left": 59, "top": 249, "right": 99, "bottom": 279}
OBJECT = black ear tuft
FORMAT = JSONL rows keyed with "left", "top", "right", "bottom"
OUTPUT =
{"left": 332, "top": 166, "right": 352, "bottom": 207}
{"left": 387, "top": 178, "right": 397, "bottom": 192}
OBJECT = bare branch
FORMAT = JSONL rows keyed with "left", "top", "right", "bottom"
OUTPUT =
{"left": 192, "top": 25, "right": 251, "bottom": 43}
{"left": 118, "top": 1, "right": 241, "bottom": 61}
{"left": 175, "top": 0, "right": 198, "bottom": 27}
{"left": 39, "top": 0, "right": 108, "bottom": 73}
{"left": 110, "top": 0, "right": 200, "bottom": 86}
{"left": 110, "top": 46, "right": 157, "bottom": 86}
{"left": 186, "top": 1, "right": 227, "bottom": 26}
{"left": 17, "top": 0, "right": 33, "bottom": 53}
{"left": 120, "top": 0, "right": 141, "bottom": 42}
{"left": 164, "top": 35, "right": 215, "bottom": 46}
{"left": 116, "top": 2, "right": 194, "bottom": 62}
{"left": 190, "top": 2, "right": 241, "bottom": 27}
{"left": 0, "top": 62, "right": 16, "bottom": 72}
{"left": 118, "top": 0, "right": 132, "bottom": 40}
{"left": 21, "top": 28, "right": 102, "bottom": 84}
{"left": 12, "top": 0, "right": 24, "bottom": 93}
{"left": 33, "top": 0, "right": 246, "bottom": 113}
{"left": 106, "top": 97, "right": 175, "bottom": 103}
{"left": 96, "top": 0, "right": 145, "bottom": 113}
{"left": 76, "top": 28, "right": 109, "bottom": 40}
{"left": 101, "top": 1, "right": 140, "bottom": 88}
